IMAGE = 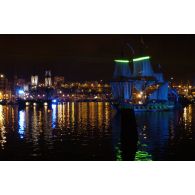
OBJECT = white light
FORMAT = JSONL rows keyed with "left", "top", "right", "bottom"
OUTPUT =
{"left": 137, "top": 94, "right": 142, "bottom": 98}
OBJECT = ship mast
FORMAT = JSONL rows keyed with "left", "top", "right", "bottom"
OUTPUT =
{"left": 111, "top": 43, "right": 135, "bottom": 103}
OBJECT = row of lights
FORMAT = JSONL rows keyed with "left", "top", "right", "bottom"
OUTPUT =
{"left": 25, "top": 102, "right": 48, "bottom": 106}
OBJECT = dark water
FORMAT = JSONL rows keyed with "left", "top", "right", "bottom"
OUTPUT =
{"left": 135, "top": 105, "right": 195, "bottom": 161}
{"left": 0, "top": 102, "right": 194, "bottom": 160}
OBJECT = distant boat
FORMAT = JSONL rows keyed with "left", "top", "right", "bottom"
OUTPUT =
{"left": 111, "top": 56, "right": 180, "bottom": 112}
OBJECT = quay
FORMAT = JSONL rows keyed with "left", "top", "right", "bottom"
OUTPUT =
{"left": 0, "top": 99, "right": 112, "bottom": 107}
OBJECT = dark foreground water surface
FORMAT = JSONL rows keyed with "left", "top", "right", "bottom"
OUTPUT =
{"left": 0, "top": 102, "right": 195, "bottom": 160}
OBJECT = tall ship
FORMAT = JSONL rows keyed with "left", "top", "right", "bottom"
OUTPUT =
{"left": 111, "top": 55, "right": 180, "bottom": 112}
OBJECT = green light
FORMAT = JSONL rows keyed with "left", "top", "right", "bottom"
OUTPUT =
{"left": 115, "top": 146, "right": 122, "bottom": 161}
{"left": 114, "top": 59, "right": 129, "bottom": 63}
{"left": 135, "top": 151, "right": 152, "bottom": 161}
{"left": 133, "top": 56, "right": 150, "bottom": 62}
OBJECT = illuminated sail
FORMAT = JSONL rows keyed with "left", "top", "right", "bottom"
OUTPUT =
{"left": 111, "top": 81, "right": 132, "bottom": 100}
{"left": 148, "top": 82, "right": 168, "bottom": 101}
{"left": 168, "top": 88, "right": 179, "bottom": 102}
{"left": 111, "top": 59, "right": 132, "bottom": 101}
{"left": 146, "top": 80, "right": 156, "bottom": 88}
{"left": 123, "top": 82, "right": 132, "bottom": 100}
{"left": 153, "top": 73, "right": 164, "bottom": 83}
{"left": 113, "top": 60, "right": 131, "bottom": 79}
{"left": 111, "top": 82, "right": 122, "bottom": 100}
{"left": 133, "top": 56, "right": 154, "bottom": 77}
{"left": 134, "top": 80, "right": 145, "bottom": 91}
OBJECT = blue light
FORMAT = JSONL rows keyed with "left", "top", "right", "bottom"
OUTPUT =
{"left": 52, "top": 104, "right": 57, "bottom": 128}
{"left": 18, "top": 90, "right": 24, "bottom": 95}
{"left": 52, "top": 99, "right": 57, "bottom": 103}
{"left": 18, "top": 110, "right": 25, "bottom": 139}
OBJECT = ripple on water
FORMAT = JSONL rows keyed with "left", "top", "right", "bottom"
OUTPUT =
{"left": 0, "top": 103, "right": 195, "bottom": 160}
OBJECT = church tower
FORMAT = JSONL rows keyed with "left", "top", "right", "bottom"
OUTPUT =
{"left": 45, "top": 70, "right": 52, "bottom": 87}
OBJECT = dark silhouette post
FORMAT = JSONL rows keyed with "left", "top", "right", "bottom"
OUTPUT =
{"left": 120, "top": 108, "right": 138, "bottom": 160}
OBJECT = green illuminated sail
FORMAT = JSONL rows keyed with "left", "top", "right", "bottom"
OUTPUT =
{"left": 133, "top": 56, "right": 150, "bottom": 62}
{"left": 114, "top": 59, "right": 129, "bottom": 63}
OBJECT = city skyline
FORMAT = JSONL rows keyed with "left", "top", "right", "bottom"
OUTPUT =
{"left": 0, "top": 35, "right": 195, "bottom": 161}
{"left": 0, "top": 35, "right": 195, "bottom": 82}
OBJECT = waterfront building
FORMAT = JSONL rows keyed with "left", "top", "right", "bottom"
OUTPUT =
{"left": 31, "top": 75, "right": 38, "bottom": 88}
{"left": 0, "top": 69, "right": 112, "bottom": 102}
{"left": 45, "top": 70, "right": 52, "bottom": 87}
{"left": 0, "top": 74, "right": 12, "bottom": 101}
{"left": 54, "top": 76, "right": 65, "bottom": 88}
{"left": 16, "top": 78, "right": 26, "bottom": 87}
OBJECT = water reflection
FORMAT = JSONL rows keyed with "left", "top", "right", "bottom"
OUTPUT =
{"left": 52, "top": 104, "right": 57, "bottom": 129}
{"left": 112, "top": 105, "right": 195, "bottom": 161}
{"left": 18, "top": 110, "right": 25, "bottom": 139}
{"left": 0, "top": 102, "right": 112, "bottom": 160}
{"left": 135, "top": 105, "right": 195, "bottom": 160}
{"left": 183, "top": 105, "right": 193, "bottom": 138}
{"left": 112, "top": 109, "right": 138, "bottom": 161}
{"left": 0, "top": 103, "right": 194, "bottom": 160}
{"left": 135, "top": 111, "right": 176, "bottom": 160}
{"left": 0, "top": 105, "right": 6, "bottom": 149}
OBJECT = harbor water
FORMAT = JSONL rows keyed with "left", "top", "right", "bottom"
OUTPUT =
{"left": 0, "top": 102, "right": 194, "bottom": 160}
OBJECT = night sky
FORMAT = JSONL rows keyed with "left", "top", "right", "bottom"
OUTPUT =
{"left": 0, "top": 34, "right": 194, "bottom": 83}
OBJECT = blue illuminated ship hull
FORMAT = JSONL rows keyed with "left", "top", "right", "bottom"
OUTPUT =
{"left": 111, "top": 102, "right": 175, "bottom": 112}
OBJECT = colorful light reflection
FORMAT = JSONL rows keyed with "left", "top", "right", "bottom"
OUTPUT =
{"left": 52, "top": 104, "right": 57, "bottom": 128}
{"left": 19, "top": 110, "right": 25, "bottom": 139}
